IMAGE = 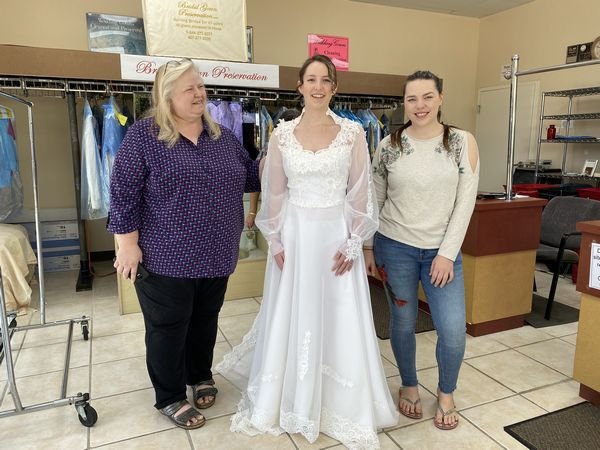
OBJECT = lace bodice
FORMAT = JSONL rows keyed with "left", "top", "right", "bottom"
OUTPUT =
{"left": 275, "top": 112, "right": 359, "bottom": 208}
{"left": 256, "top": 109, "right": 378, "bottom": 258}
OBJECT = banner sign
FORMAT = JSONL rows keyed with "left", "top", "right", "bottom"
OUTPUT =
{"left": 120, "top": 54, "right": 280, "bottom": 89}
{"left": 142, "top": 0, "right": 247, "bottom": 62}
{"left": 308, "top": 34, "right": 349, "bottom": 71}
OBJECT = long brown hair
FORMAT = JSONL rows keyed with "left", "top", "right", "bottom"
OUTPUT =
{"left": 390, "top": 70, "right": 455, "bottom": 151}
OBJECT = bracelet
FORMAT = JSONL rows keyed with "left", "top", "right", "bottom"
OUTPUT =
{"left": 363, "top": 246, "right": 373, "bottom": 250}
{"left": 248, "top": 212, "right": 257, "bottom": 216}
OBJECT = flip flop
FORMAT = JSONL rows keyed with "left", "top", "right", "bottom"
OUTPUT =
{"left": 399, "top": 392, "right": 423, "bottom": 419}
{"left": 434, "top": 402, "right": 459, "bottom": 430}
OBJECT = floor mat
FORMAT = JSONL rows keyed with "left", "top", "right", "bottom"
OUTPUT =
{"left": 369, "top": 280, "right": 434, "bottom": 340}
{"left": 525, "top": 293, "right": 579, "bottom": 328}
{"left": 505, "top": 402, "right": 600, "bottom": 450}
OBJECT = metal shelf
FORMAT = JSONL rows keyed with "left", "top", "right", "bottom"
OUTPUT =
{"left": 545, "top": 86, "right": 600, "bottom": 97}
{"left": 543, "top": 113, "right": 600, "bottom": 120}
{"left": 541, "top": 138, "right": 600, "bottom": 144}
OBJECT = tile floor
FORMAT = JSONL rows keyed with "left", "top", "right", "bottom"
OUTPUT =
{"left": 0, "top": 265, "right": 586, "bottom": 449}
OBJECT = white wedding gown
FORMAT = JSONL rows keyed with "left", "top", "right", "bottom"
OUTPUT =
{"left": 216, "top": 110, "right": 398, "bottom": 449}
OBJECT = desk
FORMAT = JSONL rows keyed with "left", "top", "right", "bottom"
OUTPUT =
{"left": 573, "top": 220, "right": 600, "bottom": 405}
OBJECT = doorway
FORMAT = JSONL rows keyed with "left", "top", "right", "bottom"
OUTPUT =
{"left": 476, "top": 82, "right": 539, "bottom": 192}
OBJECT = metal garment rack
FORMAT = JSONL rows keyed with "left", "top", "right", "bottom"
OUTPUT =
{"left": 0, "top": 90, "right": 97, "bottom": 426}
{"left": 504, "top": 56, "right": 600, "bottom": 199}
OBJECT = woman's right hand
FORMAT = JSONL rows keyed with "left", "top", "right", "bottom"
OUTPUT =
{"left": 363, "top": 249, "right": 379, "bottom": 279}
{"left": 245, "top": 213, "right": 256, "bottom": 229}
{"left": 114, "top": 243, "right": 143, "bottom": 282}
{"left": 274, "top": 251, "right": 285, "bottom": 271}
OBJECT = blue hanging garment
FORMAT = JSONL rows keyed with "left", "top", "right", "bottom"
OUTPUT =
{"left": 101, "top": 97, "right": 127, "bottom": 206}
{"left": 0, "top": 108, "right": 23, "bottom": 220}
{"left": 81, "top": 99, "right": 109, "bottom": 219}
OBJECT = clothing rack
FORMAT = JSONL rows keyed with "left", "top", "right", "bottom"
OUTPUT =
{"left": 0, "top": 75, "right": 402, "bottom": 289}
{"left": 0, "top": 89, "right": 97, "bottom": 427}
{"left": 0, "top": 76, "right": 402, "bottom": 106}
{"left": 504, "top": 56, "right": 600, "bottom": 199}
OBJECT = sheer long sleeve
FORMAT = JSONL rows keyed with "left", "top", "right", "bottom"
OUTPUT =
{"left": 338, "top": 127, "right": 379, "bottom": 261}
{"left": 255, "top": 133, "right": 288, "bottom": 256}
{"left": 364, "top": 139, "right": 389, "bottom": 247}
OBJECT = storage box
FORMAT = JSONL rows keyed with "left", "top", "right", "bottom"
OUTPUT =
{"left": 42, "top": 252, "right": 80, "bottom": 272}
{"left": 27, "top": 236, "right": 81, "bottom": 272}
{"left": 21, "top": 220, "right": 79, "bottom": 242}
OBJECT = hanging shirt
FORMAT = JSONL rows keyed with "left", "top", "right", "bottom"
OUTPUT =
{"left": 80, "top": 99, "right": 109, "bottom": 220}
{"left": 101, "top": 97, "right": 127, "bottom": 206}
{"left": 229, "top": 101, "right": 243, "bottom": 144}
{"left": 0, "top": 108, "right": 23, "bottom": 220}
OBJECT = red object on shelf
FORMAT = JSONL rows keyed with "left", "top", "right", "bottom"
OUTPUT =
{"left": 547, "top": 124, "right": 556, "bottom": 140}
{"left": 505, "top": 183, "right": 560, "bottom": 198}
{"left": 576, "top": 188, "right": 600, "bottom": 201}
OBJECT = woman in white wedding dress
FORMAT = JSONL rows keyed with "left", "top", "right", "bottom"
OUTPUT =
{"left": 216, "top": 55, "right": 398, "bottom": 449}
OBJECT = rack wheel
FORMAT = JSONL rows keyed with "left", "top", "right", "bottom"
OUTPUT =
{"left": 81, "top": 321, "right": 89, "bottom": 341}
{"left": 77, "top": 403, "right": 97, "bottom": 427}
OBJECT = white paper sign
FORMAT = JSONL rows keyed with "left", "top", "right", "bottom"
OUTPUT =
{"left": 589, "top": 242, "right": 600, "bottom": 290}
{"left": 120, "top": 54, "right": 279, "bottom": 89}
{"left": 142, "top": 0, "right": 247, "bottom": 62}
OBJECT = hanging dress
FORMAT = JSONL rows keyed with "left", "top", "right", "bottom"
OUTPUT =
{"left": 217, "top": 110, "right": 398, "bottom": 449}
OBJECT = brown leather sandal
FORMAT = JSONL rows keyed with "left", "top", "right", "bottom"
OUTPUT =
{"left": 192, "top": 379, "right": 218, "bottom": 409}
{"left": 159, "top": 400, "right": 205, "bottom": 430}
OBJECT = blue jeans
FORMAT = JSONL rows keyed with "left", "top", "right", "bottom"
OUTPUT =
{"left": 374, "top": 232, "right": 466, "bottom": 394}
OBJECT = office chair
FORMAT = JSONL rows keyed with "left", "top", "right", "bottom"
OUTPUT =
{"left": 536, "top": 196, "right": 600, "bottom": 319}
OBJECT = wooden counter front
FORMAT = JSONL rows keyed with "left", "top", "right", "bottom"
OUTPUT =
{"left": 461, "top": 197, "right": 546, "bottom": 336}
{"left": 573, "top": 220, "right": 600, "bottom": 405}
{"left": 463, "top": 197, "right": 547, "bottom": 256}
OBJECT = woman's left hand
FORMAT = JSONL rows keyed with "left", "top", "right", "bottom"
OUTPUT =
{"left": 332, "top": 251, "right": 353, "bottom": 276}
{"left": 429, "top": 255, "right": 454, "bottom": 288}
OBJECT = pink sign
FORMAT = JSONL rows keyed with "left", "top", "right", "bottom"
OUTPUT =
{"left": 308, "top": 34, "right": 349, "bottom": 71}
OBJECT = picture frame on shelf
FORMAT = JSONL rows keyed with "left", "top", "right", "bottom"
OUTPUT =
{"left": 582, "top": 159, "right": 598, "bottom": 177}
{"left": 246, "top": 26, "right": 253, "bottom": 63}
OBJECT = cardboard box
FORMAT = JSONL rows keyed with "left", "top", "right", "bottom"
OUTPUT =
{"left": 22, "top": 220, "right": 79, "bottom": 242}
{"left": 42, "top": 253, "right": 80, "bottom": 272}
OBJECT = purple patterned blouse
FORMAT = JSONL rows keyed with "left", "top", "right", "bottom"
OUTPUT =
{"left": 108, "top": 117, "right": 260, "bottom": 278}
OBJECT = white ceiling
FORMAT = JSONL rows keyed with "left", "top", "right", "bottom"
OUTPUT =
{"left": 350, "top": 0, "right": 535, "bottom": 18}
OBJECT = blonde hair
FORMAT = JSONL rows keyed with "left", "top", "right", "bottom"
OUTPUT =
{"left": 150, "top": 58, "right": 221, "bottom": 147}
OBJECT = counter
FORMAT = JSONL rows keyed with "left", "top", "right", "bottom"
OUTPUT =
{"left": 419, "top": 196, "right": 547, "bottom": 336}
{"left": 573, "top": 220, "right": 600, "bottom": 405}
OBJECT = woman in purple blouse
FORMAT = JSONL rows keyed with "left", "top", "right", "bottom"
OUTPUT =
{"left": 108, "top": 58, "right": 260, "bottom": 430}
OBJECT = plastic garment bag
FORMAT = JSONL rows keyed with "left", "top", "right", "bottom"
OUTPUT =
{"left": 100, "top": 97, "right": 127, "bottom": 206}
{"left": 80, "top": 99, "right": 109, "bottom": 219}
{"left": 0, "top": 115, "right": 23, "bottom": 220}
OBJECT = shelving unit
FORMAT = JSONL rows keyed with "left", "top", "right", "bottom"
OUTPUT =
{"left": 534, "top": 86, "right": 600, "bottom": 183}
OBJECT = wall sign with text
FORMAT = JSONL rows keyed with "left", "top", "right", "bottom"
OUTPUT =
{"left": 308, "top": 34, "right": 349, "bottom": 71}
{"left": 142, "top": 0, "right": 247, "bottom": 62}
{"left": 120, "top": 54, "right": 279, "bottom": 89}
